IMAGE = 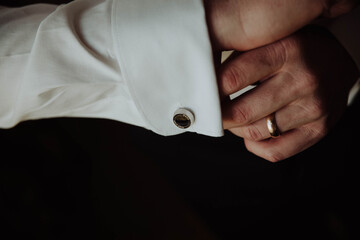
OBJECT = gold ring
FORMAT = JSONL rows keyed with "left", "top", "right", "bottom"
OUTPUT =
{"left": 266, "top": 113, "right": 281, "bottom": 138}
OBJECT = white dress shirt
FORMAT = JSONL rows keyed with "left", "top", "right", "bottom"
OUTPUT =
{"left": 0, "top": 0, "right": 359, "bottom": 137}
{"left": 0, "top": 0, "right": 222, "bottom": 136}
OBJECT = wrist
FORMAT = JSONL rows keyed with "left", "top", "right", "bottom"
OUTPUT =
{"left": 204, "top": 0, "right": 325, "bottom": 52}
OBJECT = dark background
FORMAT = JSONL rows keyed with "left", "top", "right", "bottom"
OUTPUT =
{"left": 1, "top": 1, "right": 360, "bottom": 239}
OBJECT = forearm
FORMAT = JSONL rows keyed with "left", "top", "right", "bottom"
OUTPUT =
{"left": 204, "top": 0, "right": 359, "bottom": 51}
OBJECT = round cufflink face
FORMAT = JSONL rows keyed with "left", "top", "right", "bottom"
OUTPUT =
{"left": 173, "top": 114, "right": 191, "bottom": 129}
{"left": 173, "top": 108, "right": 194, "bottom": 129}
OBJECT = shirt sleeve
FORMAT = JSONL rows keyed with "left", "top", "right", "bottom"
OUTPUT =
{"left": 325, "top": 6, "right": 360, "bottom": 72}
{"left": 320, "top": 6, "right": 360, "bottom": 105}
{"left": 0, "top": 0, "right": 223, "bottom": 137}
{"left": 315, "top": 6, "right": 360, "bottom": 105}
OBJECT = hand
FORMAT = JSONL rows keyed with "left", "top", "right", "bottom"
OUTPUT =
{"left": 205, "top": 0, "right": 359, "bottom": 51}
{"left": 219, "top": 27, "right": 359, "bottom": 162}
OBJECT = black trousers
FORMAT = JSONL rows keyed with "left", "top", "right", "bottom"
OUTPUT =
{"left": 1, "top": 94, "right": 359, "bottom": 240}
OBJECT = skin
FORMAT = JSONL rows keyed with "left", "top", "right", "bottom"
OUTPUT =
{"left": 5, "top": 0, "right": 357, "bottom": 163}
{"left": 204, "top": 0, "right": 359, "bottom": 161}
{"left": 205, "top": 0, "right": 359, "bottom": 51}
{"left": 219, "top": 27, "right": 359, "bottom": 161}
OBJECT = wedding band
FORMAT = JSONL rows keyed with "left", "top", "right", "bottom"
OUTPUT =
{"left": 266, "top": 113, "right": 281, "bottom": 138}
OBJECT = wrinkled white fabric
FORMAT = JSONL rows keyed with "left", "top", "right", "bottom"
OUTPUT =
{"left": 0, "top": 0, "right": 223, "bottom": 136}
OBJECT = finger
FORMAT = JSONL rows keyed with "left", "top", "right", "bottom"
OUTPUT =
{"left": 218, "top": 42, "right": 286, "bottom": 96}
{"left": 223, "top": 71, "right": 301, "bottom": 129}
{"left": 229, "top": 96, "right": 326, "bottom": 141}
{"left": 244, "top": 118, "right": 328, "bottom": 162}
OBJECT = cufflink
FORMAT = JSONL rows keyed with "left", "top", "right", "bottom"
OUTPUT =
{"left": 173, "top": 108, "right": 194, "bottom": 129}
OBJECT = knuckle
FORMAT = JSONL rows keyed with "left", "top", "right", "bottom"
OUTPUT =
{"left": 230, "top": 105, "right": 251, "bottom": 125}
{"left": 302, "top": 123, "right": 328, "bottom": 140}
{"left": 264, "top": 41, "right": 287, "bottom": 68}
{"left": 288, "top": 69, "right": 318, "bottom": 97}
{"left": 244, "top": 141, "right": 286, "bottom": 162}
{"left": 300, "top": 74, "right": 319, "bottom": 94}
{"left": 264, "top": 149, "right": 286, "bottom": 163}
{"left": 279, "top": 35, "right": 300, "bottom": 55}
{"left": 309, "top": 102, "right": 326, "bottom": 119}
{"left": 245, "top": 126, "right": 263, "bottom": 141}
{"left": 304, "top": 98, "right": 327, "bottom": 120}
{"left": 221, "top": 65, "right": 247, "bottom": 94}
{"left": 247, "top": 145, "right": 285, "bottom": 162}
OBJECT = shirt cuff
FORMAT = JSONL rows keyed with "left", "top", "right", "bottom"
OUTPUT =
{"left": 322, "top": 6, "right": 360, "bottom": 72}
{"left": 324, "top": 6, "right": 360, "bottom": 105}
{"left": 111, "top": 0, "right": 223, "bottom": 136}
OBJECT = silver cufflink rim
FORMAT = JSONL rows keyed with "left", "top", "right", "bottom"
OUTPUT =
{"left": 173, "top": 108, "right": 195, "bottom": 129}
